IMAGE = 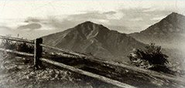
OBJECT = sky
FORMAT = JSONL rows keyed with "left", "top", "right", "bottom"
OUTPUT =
{"left": 0, "top": 0, "right": 185, "bottom": 39}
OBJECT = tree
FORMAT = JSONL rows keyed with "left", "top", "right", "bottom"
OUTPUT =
{"left": 128, "top": 43, "right": 174, "bottom": 74}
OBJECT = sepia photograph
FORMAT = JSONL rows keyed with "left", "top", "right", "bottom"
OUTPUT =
{"left": 0, "top": 0, "right": 185, "bottom": 88}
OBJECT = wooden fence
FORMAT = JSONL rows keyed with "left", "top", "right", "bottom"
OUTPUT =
{"left": 0, "top": 35, "right": 136, "bottom": 88}
{"left": 0, "top": 35, "right": 184, "bottom": 88}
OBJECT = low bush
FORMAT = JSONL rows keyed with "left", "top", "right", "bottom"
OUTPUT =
{"left": 128, "top": 43, "right": 174, "bottom": 74}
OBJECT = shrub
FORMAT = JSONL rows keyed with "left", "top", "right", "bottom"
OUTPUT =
{"left": 16, "top": 42, "right": 34, "bottom": 53}
{"left": 0, "top": 39, "right": 16, "bottom": 50}
{"left": 128, "top": 43, "right": 174, "bottom": 74}
{"left": 0, "top": 37, "right": 34, "bottom": 54}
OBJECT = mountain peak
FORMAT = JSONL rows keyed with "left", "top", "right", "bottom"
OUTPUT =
{"left": 139, "top": 12, "right": 185, "bottom": 34}
{"left": 83, "top": 21, "right": 94, "bottom": 24}
{"left": 169, "top": 12, "right": 182, "bottom": 16}
{"left": 170, "top": 12, "right": 178, "bottom": 15}
{"left": 77, "top": 21, "right": 97, "bottom": 26}
{"left": 75, "top": 21, "right": 107, "bottom": 29}
{"left": 130, "top": 12, "right": 185, "bottom": 45}
{"left": 73, "top": 21, "right": 110, "bottom": 37}
{"left": 164, "top": 12, "right": 185, "bottom": 21}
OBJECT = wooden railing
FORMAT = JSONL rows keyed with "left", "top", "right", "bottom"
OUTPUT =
{"left": 0, "top": 35, "right": 136, "bottom": 88}
{"left": 0, "top": 35, "right": 34, "bottom": 44}
{"left": 0, "top": 35, "right": 184, "bottom": 88}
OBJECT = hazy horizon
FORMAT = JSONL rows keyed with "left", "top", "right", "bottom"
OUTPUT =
{"left": 0, "top": 0, "right": 185, "bottom": 39}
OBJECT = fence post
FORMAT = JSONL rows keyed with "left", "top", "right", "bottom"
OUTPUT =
{"left": 34, "top": 38, "right": 43, "bottom": 69}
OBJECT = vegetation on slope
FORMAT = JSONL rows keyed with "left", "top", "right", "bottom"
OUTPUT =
{"left": 128, "top": 43, "right": 175, "bottom": 74}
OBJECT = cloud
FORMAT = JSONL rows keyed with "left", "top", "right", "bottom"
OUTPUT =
{"left": 103, "top": 11, "right": 117, "bottom": 15}
{"left": 0, "top": 26, "right": 12, "bottom": 30}
{"left": 1, "top": 7, "right": 175, "bottom": 35}
{"left": 104, "top": 7, "right": 173, "bottom": 31}
{"left": 142, "top": 8, "right": 156, "bottom": 12}
{"left": 61, "top": 11, "right": 124, "bottom": 25}
{"left": 106, "top": 12, "right": 125, "bottom": 20}
{"left": 150, "top": 16, "right": 166, "bottom": 21}
{"left": 1, "top": 0, "right": 185, "bottom": 39}
{"left": 45, "top": 8, "right": 174, "bottom": 33}
{"left": 17, "top": 23, "right": 42, "bottom": 30}
{"left": 130, "top": 17, "right": 143, "bottom": 21}
{"left": 68, "top": 11, "right": 107, "bottom": 21}
{"left": 50, "top": 11, "right": 110, "bottom": 26}
{"left": 24, "top": 17, "right": 41, "bottom": 23}
{"left": 47, "top": 16, "right": 78, "bottom": 29}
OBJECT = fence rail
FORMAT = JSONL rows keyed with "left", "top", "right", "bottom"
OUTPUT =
{"left": 40, "top": 44, "right": 82, "bottom": 57}
{"left": 40, "top": 58, "right": 136, "bottom": 88}
{"left": 0, "top": 35, "right": 136, "bottom": 88}
{"left": 0, "top": 35, "right": 34, "bottom": 44}
{"left": 0, "top": 48, "right": 34, "bottom": 57}
{"left": 0, "top": 35, "right": 185, "bottom": 87}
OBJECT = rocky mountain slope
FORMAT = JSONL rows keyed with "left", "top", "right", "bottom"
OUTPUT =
{"left": 42, "top": 21, "right": 145, "bottom": 62}
{"left": 130, "top": 12, "right": 185, "bottom": 49}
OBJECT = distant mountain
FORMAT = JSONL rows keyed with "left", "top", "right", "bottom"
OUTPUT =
{"left": 129, "top": 12, "right": 185, "bottom": 65}
{"left": 42, "top": 21, "right": 145, "bottom": 62}
{"left": 130, "top": 12, "right": 185, "bottom": 49}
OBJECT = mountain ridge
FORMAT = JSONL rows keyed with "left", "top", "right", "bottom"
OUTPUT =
{"left": 42, "top": 21, "right": 145, "bottom": 62}
{"left": 129, "top": 12, "right": 185, "bottom": 48}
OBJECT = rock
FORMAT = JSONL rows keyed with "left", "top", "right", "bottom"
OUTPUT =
{"left": 17, "top": 65, "right": 24, "bottom": 69}
{"left": 125, "top": 70, "right": 129, "bottom": 73}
